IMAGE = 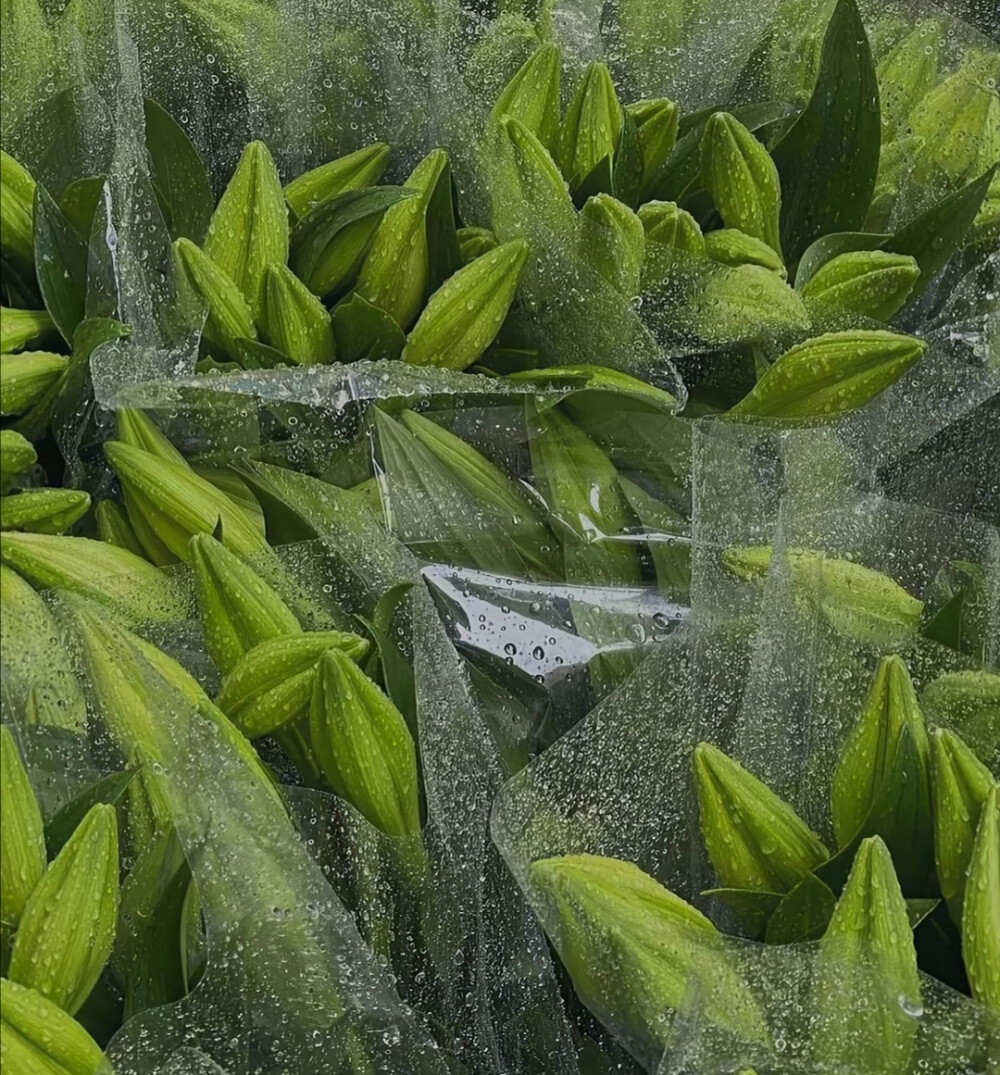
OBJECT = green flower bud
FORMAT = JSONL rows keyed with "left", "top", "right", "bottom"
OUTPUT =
{"left": 638, "top": 200, "right": 705, "bottom": 254}
{"left": 962, "top": 785, "right": 999, "bottom": 1011}
{"left": 1, "top": 489, "right": 91, "bottom": 535}
{"left": 216, "top": 630, "right": 369, "bottom": 738}
{"left": 0, "top": 531, "right": 186, "bottom": 623}
{"left": 9, "top": 803, "right": 119, "bottom": 1015}
{"left": 491, "top": 115, "right": 575, "bottom": 237}
{"left": 203, "top": 140, "right": 289, "bottom": 310}
{"left": 701, "top": 112, "right": 782, "bottom": 255}
{"left": 558, "top": 62, "right": 623, "bottom": 193}
{"left": 922, "top": 670, "right": 1000, "bottom": 767}
{"left": 94, "top": 500, "right": 146, "bottom": 558}
{"left": 0, "top": 978, "right": 109, "bottom": 1075}
{"left": 115, "top": 408, "right": 186, "bottom": 465}
{"left": 931, "top": 728, "right": 994, "bottom": 924}
{"left": 799, "top": 250, "right": 920, "bottom": 321}
{"left": 625, "top": 98, "right": 680, "bottom": 203}
{"left": 173, "top": 237, "right": 257, "bottom": 362}
{"left": 284, "top": 142, "right": 390, "bottom": 219}
{"left": 0, "top": 150, "right": 35, "bottom": 272}
{"left": 258, "top": 262, "right": 334, "bottom": 365}
{"left": 308, "top": 648, "right": 421, "bottom": 837}
{"left": 0, "top": 429, "right": 37, "bottom": 492}
{"left": 0, "top": 726, "right": 46, "bottom": 927}
{"left": 728, "top": 329, "right": 926, "bottom": 420}
{"left": 491, "top": 43, "right": 562, "bottom": 154}
{"left": 190, "top": 531, "right": 301, "bottom": 676}
{"left": 1, "top": 308, "right": 54, "bottom": 354}
{"left": 456, "top": 226, "right": 498, "bottom": 263}
{"left": 814, "top": 837, "right": 921, "bottom": 1075}
{"left": 578, "top": 193, "right": 645, "bottom": 297}
{"left": 704, "top": 228, "right": 787, "bottom": 278}
{"left": 103, "top": 441, "right": 268, "bottom": 563}
{"left": 693, "top": 742, "right": 828, "bottom": 893}
{"left": 357, "top": 149, "right": 450, "bottom": 328}
{"left": 1, "top": 352, "right": 68, "bottom": 417}
{"left": 530, "top": 854, "right": 764, "bottom": 1059}
{"left": 402, "top": 238, "right": 527, "bottom": 370}
{"left": 721, "top": 546, "right": 923, "bottom": 646}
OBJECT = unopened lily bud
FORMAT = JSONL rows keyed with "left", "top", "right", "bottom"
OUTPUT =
{"left": 0, "top": 429, "right": 37, "bottom": 491}
{"left": 626, "top": 98, "right": 680, "bottom": 203}
{"left": 309, "top": 648, "right": 421, "bottom": 837}
{"left": 216, "top": 630, "right": 369, "bottom": 737}
{"left": 638, "top": 200, "right": 705, "bottom": 254}
{"left": 721, "top": 546, "right": 923, "bottom": 645}
{"left": 558, "top": 62, "right": 623, "bottom": 193}
{"left": 0, "top": 978, "right": 109, "bottom": 1075}
{"left": 173, "top": 237, "right": 257, "bottom": 361}
{"left": 693, "top": 742, "right": 828, "bottom": 893}
{"left": 578, "top": 193, "right": 645, "bottom": 297}
{"left": 931, "top": 728, "right": 994, "bottom": 925}
{"left": 799, "top": 250, "right": 920, "bottom": 321}
{"left": 203, "top": 140, "right": 289, "bottom": 310}
{"left": 9, "top": 803, "right": 119, "bottom": 1015}
{"left": 357, "top": 149, "right": 451, "bottom": 328}
{"left": 922, "top": 669, "right": 1000, "bottom": 766}
{"left": 814, "top": 837, "right": 921, "bottom": 1075}
{"left": 704, "top": 228, "right": 786, "bottom": 278}
{"left": 962, "top": 785, "right": 999, "bottom": 1011}
{"left": 701, "top": 112, "right": 782, "bottom": 254}
{"left": 402, "top": 238, "right": 527, "bottom": 370}
{"left": 0, "top": 726, "right": 46, "bottom": 927}
{"left": 95, "top": 499, "right": 146, "bottom": 558}
{"left": 1, "top": 488, "right": 90, "bottom": 534}
{"left": 284, "top": 142, "right": 390, "bottom": 219}
{"left": 530, "top": 854, "right": 764, "bottom": 1058}
{"left": 0, "top": 531, "right": 186, "bottom": 622}
{"left": 190, "top": 531, "right": 301, "bottom": 675}
{"left": 728, "top": 330, "right": 925, "bottom": 421}
{"left": 1, "top": 307, "right": 54, "bottom": 353}
{"left": 457, "top": 226, "right": 498, "bottom": 263}
{"left": 103, "top": 440, "right": 268, "bottom": 563}
{"left": 258, "top": 262, "right": 334, "bottom": 365}
{"left": 491, "top": 115, "right": 575, "bottom": 237}
{"left": 491, "top": 43, "right": 562, "bottom": 154}
{"left": 0, "top": 150, "right": 35, "bottom": 273}
{"left": 1, "top": 352, "right": 68, "bottom": 416}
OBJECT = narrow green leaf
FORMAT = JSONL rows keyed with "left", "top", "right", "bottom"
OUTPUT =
{"left": 44, "top": 768, "right": 138, "bottom": 858}
{"left": 331, "top": 292, "right": 405, "bottom": 362}
{"left": 765, "top": 874, "right": 837, "bottom": 944}
{"left": 32, "top": 185, "right": 88, "bottom": 345}
{"left": 144, "top": 99, "right": 213, "bottom": 244}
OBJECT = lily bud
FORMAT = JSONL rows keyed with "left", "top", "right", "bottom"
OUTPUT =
{"left": 1, "top": 488, "right": 90, "bottom": 535}
{"left": 814, "top": 836, "right": 921, "bottom": 1075}
{"left": 216, "top": 630, "right": 369, "bottom": 737}
{"left": 173, "top": 237, "right": 257, "bottom": 362}
{"left": 0, "top": 531, "right": 186, "bottom": 623}
{"left": 704, "top": 229, "right": 786, "bottom": 278}
{"left": 558, "top": 62, "right": 623, "bottom": 193}
{"left": 931, "top": 728, "right": 994, "bottom": 925}
{"left": 1, "top": 352, "right": 68, "bottom": 416}
{"left": 402, "top": 239, "right": 527, "bottom": 370}
{"left": 457, "top": 226, "right": 498, "bottom": 263}
{"left": 626, "top": 98, "right": 680, "bottom": 203}
{"left": 491, "top": 43, "right": 562, "bottom": 154}
{"left": 578, "top": 194, "right": 645, "bottom": 297}
{"left": 0, "top": 726, "right": 46, "bottom": 927}
{"left": 9, "top": 803, "right": 119, "bottom": 1015}
{"left": 284, "top": 142, "right": 390, "bottom": 219}
{"left": 638, "top": 200, "right": 705, "bottom": 255}
{"left": 530, "top": 853, "right": 763, "bottom": 1059}
{"left": 962, "top": 785, "right": 999, "bottom": 1011}
{"left": 95, "top": 500, "right": 146, "bottom": 558}
{"left": 309, "top": 648, "right": 421, "bottom": 837}
{"left": 258, "top": 262, "right": 335, "bottom": 365}
{"left": 1, "top": 307, "right": 54, "bottom": 353}
{"left": 0, "top": 978, "right": 109, "bottom": 1075}
{"left": 0, "top": 149, "right": 35, "bottom": 272}
{"left": 693, "top": 742, "right": 828, "bottom": 893}
{"left": 799, "top": 250, "right": 920, "bottom": 321}
{"left": 190, "top": 531, "right": 301, "bottom": 675}
{"left": 1, "top": 429, "right": 37, "bottom": 491}
{"left": 492, "top": 115, "right": 575, "bottom": 235}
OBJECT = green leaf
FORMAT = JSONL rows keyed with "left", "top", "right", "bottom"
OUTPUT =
{"left": 921, "top": 560, "right": 986, "bottom": 656}
{"left": 44, "top": 767, "right": 137, "bottom": 858}
{"left": 144, "top": 99, "right": 214, "bottom": 245}
{"left": 612, "top": 108, "right": 644, "bottom": 209}
{"left": 765, "top": 874, "right": 837, "bottom": 944}
{"left": 355, "top": 581, "right": 416, "bottom": 741}
{"left": 794, "top": 231, "right": 889, "bottom": 288}
{"left": 702, "top": 887, "right": 781, "bottom": 939}
{"left": 234, "top": 337, "right": 293, "bottom": 370}
{"left": 424, "top": 158, "right": 463, "bottom": 295}
{"left": 883, "top": 165, "right": 997, "bottom": 301}
{"left": 772, "top": 0, "right": 881, "bottom": 263}
{"left": 331, "top": 292, "right": 405, "bottom": 362}
{"left": 32, "top": 185, "right": 88, "bottom": 345}
{"left": 59, "top": 177, "right": 105, "bottom": 241}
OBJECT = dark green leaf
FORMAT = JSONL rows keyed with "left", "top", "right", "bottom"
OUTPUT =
{"left": 920, "top": 559, "right": 986, "bottom": 657}
{"left": 703, "top": 887, "right": 782, "bottom": 939}
{"left": 794, "top": 231, "right": 889, "bottom": 288}
{"left": 883, "top": 165, "right": 997, "bottom": 301}
{"left": 906, "top": 898, "right": 939, "bottom": 930}
{"left": 331, "top": 292, "right": 406, "bottom": 362}
{"left": 772, "top": 0, "right": 881, "bottom": 263}
{"left": 424, "top": 160, "right": 463, "bottom": 294}
{"left": 612, "top": 109, "right": 644, "bottom": 209}
{"left": 765, "top": 874, "right": 837, "bottom": 944}
{"left": 44, "top": 767, "right": 138, "bottom": 857}
{"left": 234, "top": 337, "right": 293, "bottom": 370}
{"left": 356, "top": 582, "right": 416, "bottom": 740}
{"left": 60, "top": 176, "right": 105, "bottom": 240}
{"left": 33, "top": 184, "right": 88, "bottom": 344}
{"left": 144, "top": 99, "right": 214, "bottom": 244}
{"left": 573, "top": 154, "right": 614, "bottom": 207}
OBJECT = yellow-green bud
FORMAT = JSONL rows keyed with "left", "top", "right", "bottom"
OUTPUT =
{"left": 626, "top": 98, "right": 680, "bottom": 203}
{"left": 704, "top": 228, "right": 786, "bottom": 278}
{"left": 0, "top": 978, "right": 109, "bottom": 1075}
{"left": 1, "top": 307, "right": 54, "bottom": 353}
{"left": 799, "top": 250, "right": 920, "bottom": 321}
{"left": 558, "top": 62, "right": 622, "bottom": 193}
{"left": 578, "top": 194, "right": 645, "bottom": 297}
{"left": 491, "top": 43, "right": 562, "bottom": 155}
{"left": 0, "top": 726, "right": 46, "bottom": 927}
{"left": 1, "top": 352, "right": 67, "bottom": 417}
{"left": 0, "top": 150, "right": 35, "bottom": 272}
{"left": 962, "top": 784, "right": 1000, "bottom": 1011}
{"left": 258, "top": 262, "right": 335, "bottom": 365}
{"left": 1, "top": 488, "right": 91, "bottom": 535}
{"left": 638, "top": 200, "right": 705, "bottom": 254}
{"left": 284, "top": 142, "right": 390, "bottom": 219}
{"left": 457, "top": 226, "right": 498, "bottom": 263}
{"left": 94, "top": 500, "right": 146, "bottom": 558}
{"left": 172, "top": 237, "right": 257, "bottom": 362}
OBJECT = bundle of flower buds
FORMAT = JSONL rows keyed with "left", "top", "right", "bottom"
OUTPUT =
{"left": 1, "top": 0, "right": 998, "bottom": 1072}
